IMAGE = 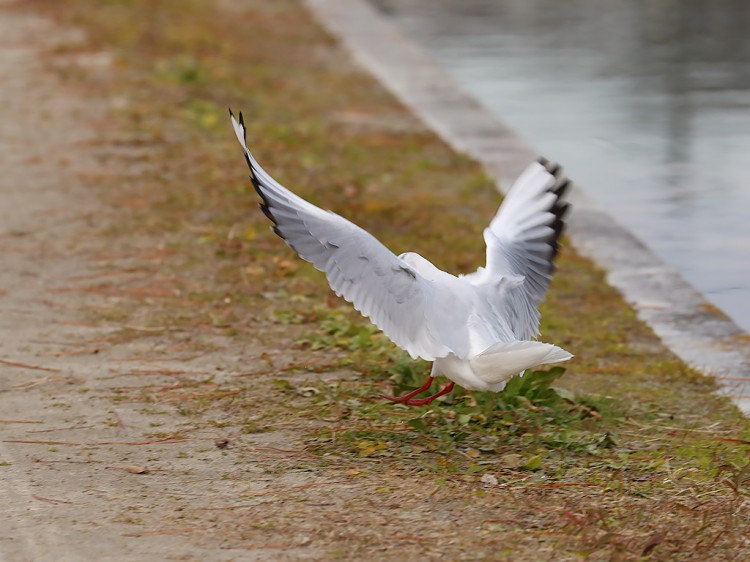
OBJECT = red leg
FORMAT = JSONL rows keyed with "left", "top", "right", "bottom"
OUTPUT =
{"left": 379, "top": 376, "right": 435, "bottom": 403}
{"left": 380, "top": 374, "right": 455, "bottom": 406}
{"left": 399, "top": 382, "right": 455, "bottom": 406}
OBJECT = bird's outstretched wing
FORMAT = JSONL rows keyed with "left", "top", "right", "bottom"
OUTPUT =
{"left": 463, "top": 159, "right": 571, "bottom": 340}
{"left": 230, "top": 111, "right": 461, "bottom": 361}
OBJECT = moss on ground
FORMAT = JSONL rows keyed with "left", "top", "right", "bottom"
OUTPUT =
{"left": 26, "top": 0, "right": 750, "bottom": 559}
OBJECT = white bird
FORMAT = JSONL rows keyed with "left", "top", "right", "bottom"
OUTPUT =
{"left": 230, "top": 111, "right": 573, "bottom": 405}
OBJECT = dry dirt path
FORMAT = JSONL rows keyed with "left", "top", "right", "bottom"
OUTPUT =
{"left": 0, "top": 5, "right": 318, "bottom": 561}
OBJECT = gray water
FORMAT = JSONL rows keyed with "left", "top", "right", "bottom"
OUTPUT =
{"left": 374, "top": 0, "right": 750, "bottom": 332}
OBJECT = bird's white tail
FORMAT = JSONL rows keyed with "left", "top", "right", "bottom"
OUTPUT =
{"left": 469, "top": 341, "right": 573, "bottom": 385}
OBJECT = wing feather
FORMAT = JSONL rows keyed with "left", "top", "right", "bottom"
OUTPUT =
{"left": 463, "top": 159, "right": 571, "bottom": 340}
{"left": 230, "top": 111, "right": 456, "bottom": 361}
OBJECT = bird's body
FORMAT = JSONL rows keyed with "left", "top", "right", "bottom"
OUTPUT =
{"left": 230, "top": 111, "right": 573, "bottom": 404}
{"left": 399, "top": 251, "right": 568, "bottom": 392}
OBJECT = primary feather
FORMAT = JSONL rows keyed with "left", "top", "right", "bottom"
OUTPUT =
{"left": 230, "top": 111, "right": 572, "bottom": 392}
{"left": 462, "top": 158, "right": 571, "bottom": 340}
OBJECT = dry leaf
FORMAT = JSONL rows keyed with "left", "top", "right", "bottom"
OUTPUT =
{"left": 642, "top": 531, "right": 666, "bottom": 556}
{"left": 501, "top": 453, "right": 522, "bottom": 469}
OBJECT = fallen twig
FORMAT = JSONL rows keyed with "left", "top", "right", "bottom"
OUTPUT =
{"left": 27, "top": 424, "right": 93, "bottom": 434}
{"left": 120, "top": 325, "right": 169, "bottom": 332}
{"left": 123, "top": 525, "right": 215, "bottom": 537}
{"left": 38, "top": 347, "right": 102, "bottom": 357}
{"left": 715, "top": 437, "right": 750, "bottom": 446}
{"left": 495, "top": 482, "right": 599, "bottom": 490}
{"left": 33, "top": 459, "right": 102, "bottom": 465}
{"left": 11, "top": 377, "right": 68, "bottom": 389}
{"left": 99, "top": 367, "right": 200, "bottom": 380}
{"left": 110, "top": 355, "right": 198, "bottom": 363}
{"left": 32, "top": 494, "right": 73, "bottom": 505}
{"left": 222, "top": 543, "right": 290, "bottom": 550}
{"left": 4, "top": 440, "right": 81, "bottom": 446}
{"left": 106, "top": 465, "right": 150, "bottom": 474}
{"left": 4, "top": 437, "right": 187, "bottom": 446}
{"left": 0, "top": 359, "right": 61, "bottom": 373}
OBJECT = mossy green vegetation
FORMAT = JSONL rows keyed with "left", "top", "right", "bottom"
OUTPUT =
{"left": 28, "top": 0, "right": 750, "bottom": 558}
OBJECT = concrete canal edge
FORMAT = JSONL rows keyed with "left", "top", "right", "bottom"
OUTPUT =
{"left": 305, "top": 0, "right": 750, "bottom": 415}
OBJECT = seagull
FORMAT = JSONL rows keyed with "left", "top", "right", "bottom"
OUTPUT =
{"left": 230, "top": 110, "right": 573, "bottom": 406}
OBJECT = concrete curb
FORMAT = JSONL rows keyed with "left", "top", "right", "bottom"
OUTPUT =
{"left": 305, "top": 0, "right": 750, "bottom": 414}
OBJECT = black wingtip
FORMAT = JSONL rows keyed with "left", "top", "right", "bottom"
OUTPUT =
{"left": 259, "top": 203, "right": 274, "bottom": 222}
{"left": 538, "top": 156, "right": 562, "bottom": 177}
{"left": 244, "top": 154, "right": 262, "bottom": 187}
{"left": 536, "top": 158, "right": 572, "bottom": 265}
{"left": 229, "top": 108, "right": 247, "bottom": 142}
{"left": 271, "top": 225, "right": 286, "bottom": 241}
{"left": 229, "top": 110, "right": 287, "bottom": 246}
{"left": 553, "top": 201, "right": 571, "bottom": 220}
{"left": 249, "top": 173, "right": 267, "bottom": 201}
{"left": 552, "top": 178, "right": 571, "bottom": 199}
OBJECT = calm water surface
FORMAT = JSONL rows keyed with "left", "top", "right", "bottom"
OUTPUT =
{"left": 374, "top": 0, "right": 750, "bottom": 332}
